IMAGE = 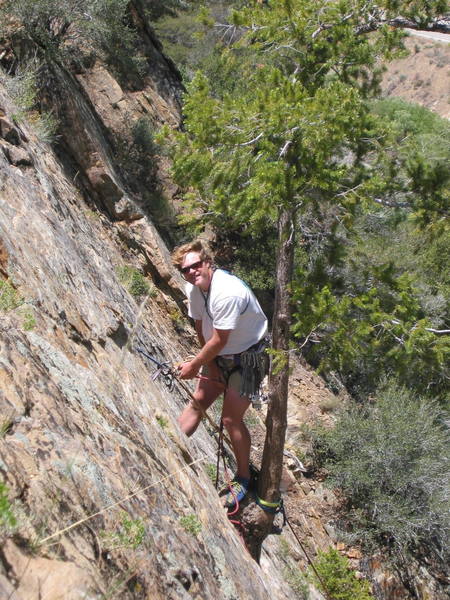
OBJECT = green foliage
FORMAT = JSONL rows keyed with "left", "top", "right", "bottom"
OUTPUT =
{"left": 165, "top": 1, "right": 443, "bottom": 232}
{"left": 156, "top": 414, "right": 168, "bottom": 429}
{"left": 0, "top": 482, "right": 17, "bottom": 530}
{"left": 204, "top": 463, "right": 217, "bottom": 484}
{"left": 100, "top": 511, "right": 145, "bottom": 550}
{"left": 371, "top": 98, "right": 450, "bottom": 225}
{"left": 1, "top": 61, "right": 58, "bottom": 143}
{"left": 0, "top": 279, "right": 23, "bottom": 311}
{"left": 310, "top": 547, "right": 374, "bottom": 600}
{"left": 84, "top": 0, "right": 147, "bottom": 84}
{"left": 116, "top": 265, "right": 151, "bottom": 298}
{"left": 22, "top": 309, "right": 36, "bottom": 330}
{"left": 179, "top": 513, "right": 202, "bottom": 536}
{"left": 292, "top": 269, "right": 449, "bottom": 403}
{"left": 313, "top": 383, "right": 450, "bottom": 567}
{"left": 4, "top": 63, "right": 38, "bottom": 113}
{"left": 152, "top": 1, "right": 242, "bottom": 82}
{"left": 290, "top": 98, "right": 450, "bottom": 402}
{"left": 266, "top": 347, "right": 288, "bottom": 376}
{"left": 1, "top": 0, "right": 145, "bottom": 86}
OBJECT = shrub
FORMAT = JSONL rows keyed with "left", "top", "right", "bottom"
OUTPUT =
{"left": 1, "top": 0, "right": 146, "bottom": 86}
{"left": 313, "top": 383, "right": 450, "bottom": 567}
{"left": 1, "top": 60, "right": 58, "bottom": 143}
{"left": 179, "top": 514, "right": 201, "bottom": 536}
{"left": 116, "top": 265, "right": 151, "bottom": 298}
{"left": 310, "top": 548, "right": 374, "bottom": 600}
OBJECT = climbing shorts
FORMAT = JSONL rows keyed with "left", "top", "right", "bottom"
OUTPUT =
{"left": 215, "top": 356, "right": 243, "bottom": 395}
{"left": 200, "top": 359, "right": 242, "bottom": 395}
{"left": 217, "top": 336, "right": 270, "bottom": 402}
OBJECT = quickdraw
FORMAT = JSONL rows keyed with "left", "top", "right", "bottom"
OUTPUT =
{"left": 136, "top": 347, "right": 175, "bottom": 390}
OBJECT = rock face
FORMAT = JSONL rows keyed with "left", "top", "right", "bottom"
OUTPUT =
{"left": 0, "top": 17, "right": 302, "bottom": 596}
{"left": 381, "top": 33, "right": 450, "bottom": 119}
{"left": 0, "top": 77, "right": 305, "bottom": 598}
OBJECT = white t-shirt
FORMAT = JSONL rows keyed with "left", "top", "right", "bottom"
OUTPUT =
{"left": 186, "top": 269, "right": 268, "bottom": 356}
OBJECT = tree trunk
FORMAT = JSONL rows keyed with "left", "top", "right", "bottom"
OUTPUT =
{"left": 242, "top": 205, "right": 295, "bottom": 561}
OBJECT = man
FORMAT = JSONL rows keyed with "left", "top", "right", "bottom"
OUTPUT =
{"left": 172, "top": 240, "right": 268, "bottom": 507}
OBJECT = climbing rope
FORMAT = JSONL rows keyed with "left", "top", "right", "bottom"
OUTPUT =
{"left": 283, "top": 508, "right": 334, "bottom": 600}
{"left": 215, "top": 419, "right": 248, "bottom": 548}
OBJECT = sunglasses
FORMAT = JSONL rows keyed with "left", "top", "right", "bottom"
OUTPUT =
{"left": 180, "top": 260, "right": 203, "bottom": 275}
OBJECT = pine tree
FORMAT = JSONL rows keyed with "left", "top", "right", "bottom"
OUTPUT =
{"left": 165, "top": 0, "right": 447, "bottom": 559}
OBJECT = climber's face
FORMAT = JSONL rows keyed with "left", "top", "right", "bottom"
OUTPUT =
{"left": 180, "top": 252, "right": 213, "bottom": 291}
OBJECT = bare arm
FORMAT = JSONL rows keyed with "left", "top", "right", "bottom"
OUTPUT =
{"left": 178, "top": 327, "right": 231, "bottom": 379}
{"left": 194, "top": 319, "right": 206, "bottom": 347}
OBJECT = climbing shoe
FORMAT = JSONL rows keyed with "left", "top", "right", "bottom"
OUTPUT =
{"left": 221, "top": 476, "right": 250, "bottom": 509}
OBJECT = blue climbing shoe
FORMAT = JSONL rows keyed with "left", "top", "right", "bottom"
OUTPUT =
{"left": 221, "top": 476, "right": 250, "bottom": 509}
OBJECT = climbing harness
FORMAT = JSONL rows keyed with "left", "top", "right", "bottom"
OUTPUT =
{"left": 215, "top": 336, "right": 270, "bottom": 405}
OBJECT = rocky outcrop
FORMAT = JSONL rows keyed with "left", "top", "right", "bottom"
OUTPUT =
{"left": 0, "top": 79, "right": 309, "bottom": 598}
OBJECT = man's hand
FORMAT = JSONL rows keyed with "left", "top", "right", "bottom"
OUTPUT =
{"left": 177, "top": 328, "right": 231, "bottom": 380}
{"left": 177, "top": 361, "right": 200, "bottom": 380}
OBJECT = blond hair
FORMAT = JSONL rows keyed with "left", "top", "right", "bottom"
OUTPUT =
{"left": 171, "top": 240, "right": 213, "bottom": 270}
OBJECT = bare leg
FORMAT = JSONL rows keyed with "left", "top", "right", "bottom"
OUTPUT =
{"left": 178, "top": 376, "right": 221, "bottom": 436}
{"left": 221, "top": 388, "right": 251, "bottom": 480}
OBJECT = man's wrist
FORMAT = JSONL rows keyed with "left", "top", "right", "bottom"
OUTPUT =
{"left": 190, "top": 356, "right": 202, "bottom": 371}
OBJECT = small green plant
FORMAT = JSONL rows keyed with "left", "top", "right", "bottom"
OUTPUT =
{"left": 0, "top": 482, "right": 17, "bottom": 530}
{"left": 22, "top": 309, "right": 36, "bottom": 330}
{"left": 116, "top": 265, "right": 151, "bottom": 298}
{"left": 179, "top": 514, "right": 201, "bottom": 536}
{"left": 156, "top": 414, "right": 168, "bottom": 429}
{"left": 100, "top": 511, "right": 145, "bottom": 550}
{"left": 266, "top": 347, "right": 288, "bottom": 375}
{"left": 204, "top": 463, "right": 217, "bottom": 484}
{"left": 0, "top": 279, "right": 23, "bottom": 311}
{"left": 0, "top": 414, "right": 14, "bottom": 437}
{"left": 168, "top": 307, "right": 187, "bottom": 331}
{"left": 310, "top": 547, "right": 374, "bottom": 600}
